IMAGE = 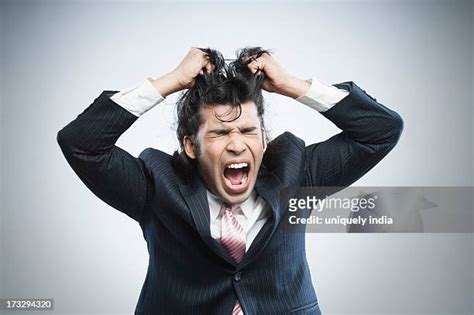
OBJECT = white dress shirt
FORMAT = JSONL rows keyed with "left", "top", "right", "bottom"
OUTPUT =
{"left": 110, "top": 76, "right": 349, "bottom": 250}
{"left": 207, "top": 190, "right": 269, "bottom": 252}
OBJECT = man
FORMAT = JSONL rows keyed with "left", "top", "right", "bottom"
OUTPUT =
{"left": 57, "top": 47, "right": 403, "bottom": 314}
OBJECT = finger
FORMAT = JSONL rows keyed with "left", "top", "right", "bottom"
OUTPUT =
{"left": 247, "top": 58, "right": 258, "bottom": 73}
{"left": 200, "top": 59, "right": 213, "bottom": 74}
{"left": 205, "top": 60, "right": 214, "bottom": 73}
{"left": 254, "top": 58, "right": 263, "bottom": 71}
{"left": 208, "top": 63, "right": 215, "bottom": 73}
{"left": 248, "top": 63, "right": 258, "bottom": 74}
{"left": 248, "top": 61, "right": 262, "bottom": 75}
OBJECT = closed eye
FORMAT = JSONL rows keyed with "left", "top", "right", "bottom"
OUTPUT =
{"left": 240, "top": 127, "right": 258, "bottom": 135}
{"left": 207, "top": 126, "right": 259, "bottom": 137}
{"left": 208, "top": 128, "right": 231, "bottom": 137}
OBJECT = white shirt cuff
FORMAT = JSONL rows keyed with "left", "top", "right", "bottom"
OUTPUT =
{"left": 110, "top": 78, "right": 165, "bottom": 117}
{"left": 296, "top": 78, "right": 350, "bottom": 112}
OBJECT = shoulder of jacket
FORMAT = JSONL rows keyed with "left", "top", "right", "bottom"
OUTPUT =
{"left": 268, "top": 131, "right": 306, "bottom": 151}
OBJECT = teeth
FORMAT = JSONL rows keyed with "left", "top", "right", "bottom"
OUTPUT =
{"left": 227, "top": 162, "right": 248, "bottom": 169}
{"left": 241, "top": 172, "right": 248, "bottom": 184}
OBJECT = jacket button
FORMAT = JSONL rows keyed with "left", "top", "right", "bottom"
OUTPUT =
{"left": 234, "top": 272, "right": 242, "bottom": 282}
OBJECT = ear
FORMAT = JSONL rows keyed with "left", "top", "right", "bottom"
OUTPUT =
{"left": 262, "top": 129, "right": 267, "bottom": 152}
{"left": 183, "top": 136, "right": 197, "bottom": 160}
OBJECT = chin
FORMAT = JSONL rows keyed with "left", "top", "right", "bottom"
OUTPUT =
{"left": 219, "top": 180, "right": 255, "bottom": 205}
{"left": 225, "top": 192, "right": 250, "bottom": 204}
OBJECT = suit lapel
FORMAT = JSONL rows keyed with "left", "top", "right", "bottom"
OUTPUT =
{"left": 178, "top": 167, "right": 287, "bottom": 269}
{"left": 178, "top": 177, "right": 236, "bottom": 266}
{"left": 239, "top": 169, "right": 284, "bottom": 268}
{"left": 177, "top": 133, "right": 305, "bottom": 269}
{"left": 254, "top": 170, "right": 283, "bottom": 232}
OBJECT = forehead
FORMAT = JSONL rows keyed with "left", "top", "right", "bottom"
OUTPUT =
{"left": 199, "top": 101, "right": 260, "bottom": 126}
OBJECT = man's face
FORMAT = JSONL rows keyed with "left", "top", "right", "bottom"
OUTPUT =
{"left": 184, "top": 101, "right": 267, "bottom": 204}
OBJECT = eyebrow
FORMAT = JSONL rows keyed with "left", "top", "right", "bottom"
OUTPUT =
{"left": 207, "top": 126, "right": 258, "bottom": 135}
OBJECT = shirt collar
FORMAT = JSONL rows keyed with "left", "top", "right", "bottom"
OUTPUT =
{"left": 207, "top": 190, "right": 256, "bottom": 222}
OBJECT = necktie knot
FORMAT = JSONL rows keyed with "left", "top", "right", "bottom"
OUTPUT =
{"left": 220, "top": 203, "right": 242, "bottom": 216}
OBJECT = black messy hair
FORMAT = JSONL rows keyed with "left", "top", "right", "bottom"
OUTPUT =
{"left": 171, "top": 46, "right": 271, "bottom": 179}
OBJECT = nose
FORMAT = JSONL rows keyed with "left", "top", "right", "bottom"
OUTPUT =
{"left": 226, "top": 132, "right": 247, "bottom": 155}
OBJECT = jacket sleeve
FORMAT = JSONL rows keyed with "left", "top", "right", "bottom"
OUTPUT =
{"left": 57, "top": 91, "right": 154, "bottom": 222}
{"left": 304, "top": 81, "right": 404, "bottom": 198}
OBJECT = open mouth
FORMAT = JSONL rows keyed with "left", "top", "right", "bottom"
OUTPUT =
{"left": 223, "top": 162, "right": 251, "bottom": 194}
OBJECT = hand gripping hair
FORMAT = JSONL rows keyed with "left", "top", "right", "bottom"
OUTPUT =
{"left": 172, "top": 46, "right": 271, "bottom": 179}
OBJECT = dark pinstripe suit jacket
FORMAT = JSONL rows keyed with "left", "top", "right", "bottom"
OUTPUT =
{"left": 57, "top": 81, "right": 403, "bottom": 315}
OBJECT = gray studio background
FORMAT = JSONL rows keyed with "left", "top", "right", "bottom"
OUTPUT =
{"left": 1, "top": 0, "right": 473, "bottom": 314}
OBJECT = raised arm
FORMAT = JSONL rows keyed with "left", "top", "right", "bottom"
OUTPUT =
{"left": 57, "top": 48, "right": 214, "bottom": 222}
{"left": 303, "top": 81, "right": 403, "bottom": 197}
{"left": 247, "top": 52, "right": 403, "bottom": 198}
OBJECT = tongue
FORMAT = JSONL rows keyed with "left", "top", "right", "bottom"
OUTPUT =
{"left": 224, "top": 168, "right": 244, "bottom": 185}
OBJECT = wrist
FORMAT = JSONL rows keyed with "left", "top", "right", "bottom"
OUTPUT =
{"left": 280, "top": 76, "right": 311, "bottom": 99}
{"left": 150, "top": 71, "right": 183, "bottom": 97}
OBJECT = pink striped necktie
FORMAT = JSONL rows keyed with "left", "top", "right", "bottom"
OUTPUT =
{"left": 219, "top": 203, "right": 245, "bottom": 315}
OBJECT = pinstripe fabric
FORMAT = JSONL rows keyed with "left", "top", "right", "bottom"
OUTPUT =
{"left": 220, "top": 204, "right": 246, "bottom": 315}
{"left": 57, "top": 81, "right": 403, "bottom": 314}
